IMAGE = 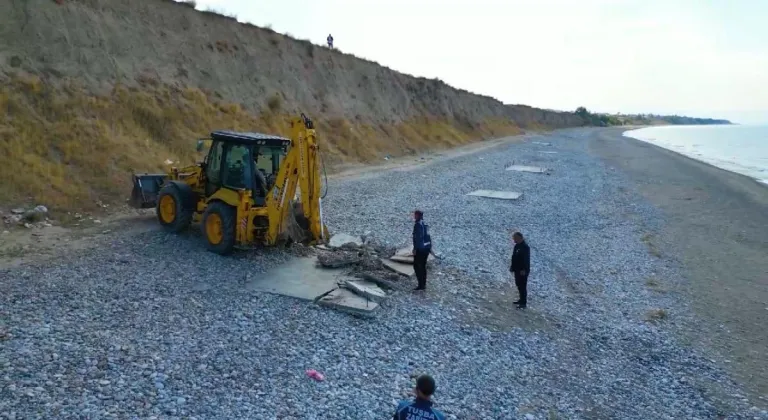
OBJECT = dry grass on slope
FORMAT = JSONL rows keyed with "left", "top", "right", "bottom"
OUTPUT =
{"left": 0, "top": 73, "right": 521, "bottom": 215}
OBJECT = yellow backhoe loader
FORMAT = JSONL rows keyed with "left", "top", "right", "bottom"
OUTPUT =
{"left": 129, "top": 113, "right": 329, "bottom": 255}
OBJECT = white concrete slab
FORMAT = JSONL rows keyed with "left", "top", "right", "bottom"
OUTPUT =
{"left": 533, "top": 141, "right": 551, "bottom": 146}
{"left": 506, "top": 165, "right": 548, "bottom": 173}
{"left": 540, "top": 151, "right": 558, "bottom": 154}
{"left": 358, "top": 273, "right": 399, "bottom": 290}
{"left": 343, "top": 280, "right": 387, "bottom": 303}
{"left": 317, "top": 288, "right": 379, "bottom": 317}
{"left": 467, "top": 190, "right": 523, "bottom": 200}
{"left": 389, "top": 254, "right": 414, "bottom": 264}
{"left": 381, "top": 258, "right": 415, "bottom": 277}
{"left": 245, "top": 257, "right": 346, "bottom": 301}
{"left": 389, "top": 246, "right": 434, "bottom": 264}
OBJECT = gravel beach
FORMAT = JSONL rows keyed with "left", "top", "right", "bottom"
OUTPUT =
{"left": 1, "top": 128, "right": 766, "bottom": 419}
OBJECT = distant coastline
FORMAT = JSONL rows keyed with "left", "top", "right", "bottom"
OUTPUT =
{"left": 623, "top": 125, "right": 768, "bottom": 186}
{"left": 574, "top": 107, "right": 731, "bottom": 127}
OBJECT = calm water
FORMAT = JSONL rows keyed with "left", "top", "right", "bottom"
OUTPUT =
{"left": 624, "top": 125, "right": 768, "bottom": 185}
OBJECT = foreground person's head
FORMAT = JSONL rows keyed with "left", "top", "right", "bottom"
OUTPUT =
{"left": 513, "top": 231, "right": 524, "bottom": 244}
{"left": 414, "top": 209, "right": 424, "bottom": 221}
{"left": 415, "top": 374, "right": 436, "bottom": 400}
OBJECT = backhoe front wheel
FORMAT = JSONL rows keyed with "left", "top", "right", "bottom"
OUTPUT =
{"left": 156, "top": 185, "right": 193, "bottom": 232}
{"left": 201, "top": 201, "right": 236, "bottom": 255}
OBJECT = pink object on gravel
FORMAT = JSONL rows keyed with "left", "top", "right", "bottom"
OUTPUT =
{"left": 305, "top": 369, "right": 325, "bottom": 381}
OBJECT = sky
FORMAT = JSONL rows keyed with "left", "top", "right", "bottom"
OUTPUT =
{"left": 188, "top": 0, "right": 767, "bottom": 124}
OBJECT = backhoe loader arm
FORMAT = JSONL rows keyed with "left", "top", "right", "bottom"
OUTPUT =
{"left": 264, "top": 114, "right": 328, "bottom": 244}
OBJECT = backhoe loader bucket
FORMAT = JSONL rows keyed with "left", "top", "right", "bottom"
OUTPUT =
{"left": 280, "top": 201, "right": 311, "bottom": 245}
{"left": 129, "top": 173, "right": 168, "bottom": 208}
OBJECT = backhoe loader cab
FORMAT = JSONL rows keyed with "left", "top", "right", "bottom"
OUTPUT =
{"left": 130, "top": 114, "right": 329, "bottom": 255}
{"left": 200, "top": 131, "right": 291, "bottom": 203}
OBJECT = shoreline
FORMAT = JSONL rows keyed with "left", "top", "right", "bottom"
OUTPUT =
{"left": 621, "top": 125, "right": 768, "bottom": 187}
{"left": 590, "top": 128, "right": 768, "bottom": 405}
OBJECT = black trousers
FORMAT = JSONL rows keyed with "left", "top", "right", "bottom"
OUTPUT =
{"left": 413, "top": 250, "right": 430, "bottom": 289}
{"left": 514, "top": 271, "right": 528, "bottom": 305}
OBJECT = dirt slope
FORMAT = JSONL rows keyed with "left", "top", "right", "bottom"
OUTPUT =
{"left": 0, "top": 0, "right": 582, "bottom": 212}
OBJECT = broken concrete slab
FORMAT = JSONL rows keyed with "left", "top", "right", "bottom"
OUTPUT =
{"left": 343, "top": 280, "right": 387, "bottom": 303}
{"left": 317, "top": 252, "right": 361, "bottom": 268}
{"left": 389, "top": 246, "right": 434, "bottom": 264}
{"left": 389, "top": 254, "right": 414, "bottom": 264}
{"left": 246, "top": 256, "right": 389, "bottom": 317}
{"left": 358, "top": 273, "right": 399, "bottom": 290}
{"left": 246, "top": 256, "right": 348, "bottom": 301}
{"left": 381, "top": 258, "right": 415, "bottom": 277}
{"left": 317, "top": 288, "right": 379, "bottom": 317}
{"left": 328, "top": 233, "right": 363, "bottom": 248}
{"left": 505, "top": 165, "right": 548, "bottom": 173}
{"left": 467, "top": 190, "right": 523, "bottom": 200}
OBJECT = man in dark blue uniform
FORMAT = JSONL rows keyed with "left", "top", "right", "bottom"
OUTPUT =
{"left": 411, "top": 210, "right": 432, "bottom": 291}
{"left": 393, "top": 374, "right": 445, "bottom": 420}
{"left": 510, "top": 231, "right": 531, "bottom": 309}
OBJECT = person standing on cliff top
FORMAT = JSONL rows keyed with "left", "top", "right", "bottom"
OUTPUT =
{"left": 327, "top": 34, "right": 334, "bottom": 49}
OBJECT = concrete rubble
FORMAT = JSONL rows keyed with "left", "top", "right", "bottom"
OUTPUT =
{"left": 317, "top": 288, "right": 380, "bottom": 318}
{"left": 381, "top": 258, "right": 415, "bottom": 277}
{"left": 341, "top": 279, "right": 387, "bottom": 303}
{"left": 249, "top": 233, "right": 421, "bottom": 317}
{"left": 328, "top": 233, "right": 363, "bottom": 248}
{"left": 388, "top": 246, "right": 435, "bottom": 264}
{"left": 3, "top": 204, "right": 51, "bottom": 228}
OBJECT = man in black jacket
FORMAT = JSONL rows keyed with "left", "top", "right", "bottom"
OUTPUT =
{"left": 509, "top": 231, "right": 530, "bottom": 309}
{"left": 412, "top": 210, "right": 432, "bottom": 291}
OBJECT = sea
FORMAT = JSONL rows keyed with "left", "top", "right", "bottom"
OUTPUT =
{"left": 623, "top": 125, "right": 768, "bottom": 185}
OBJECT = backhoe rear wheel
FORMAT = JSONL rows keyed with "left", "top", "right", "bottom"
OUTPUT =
{"left": 156, "top": 185, "right": 193, "bottom": 232}
{"left": 201, "top": 201, "right": 236, "bottom": 255}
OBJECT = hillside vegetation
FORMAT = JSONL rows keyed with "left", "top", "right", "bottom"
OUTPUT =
{"left": 1, "top": 0, "right": 587, "bottom": 214}
{"left": 575, "top": 107, "right": 732, "bottom": 127}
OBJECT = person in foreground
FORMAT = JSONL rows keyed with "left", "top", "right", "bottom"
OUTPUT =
{"left": 510, "top": 231, "right": 531, "bottom": 309}
{"left": 411, "top": 209, "right": 432, "bottom": 291}
{"left": 393, "top": 374, "right": 445, "bottom": 420}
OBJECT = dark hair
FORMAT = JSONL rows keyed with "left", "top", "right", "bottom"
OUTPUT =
{"left": 513, "top": 231, "right": 524, "bottom": 239}
{"left": 416, "top": 374, "right": 436, "bottom": 396}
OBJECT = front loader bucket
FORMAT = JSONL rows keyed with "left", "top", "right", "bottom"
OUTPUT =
{"left": 129, "top": 173, "right": 168, "bottom": 209}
